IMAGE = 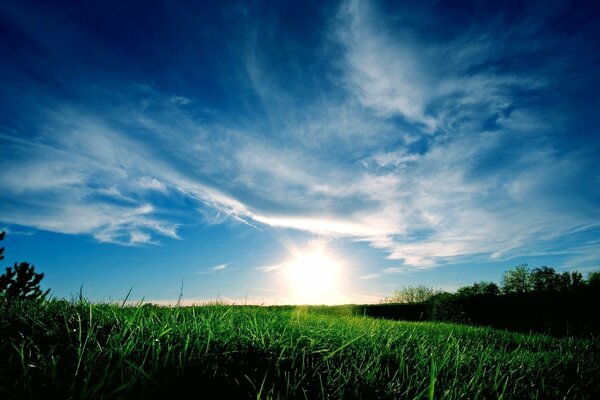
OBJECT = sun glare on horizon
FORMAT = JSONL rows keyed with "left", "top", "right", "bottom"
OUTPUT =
{"left": 284, "top": 247, "right": 343, "bottom": 305}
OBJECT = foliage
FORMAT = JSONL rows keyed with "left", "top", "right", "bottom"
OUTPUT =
{"left": 0, "top": 232, "right": 49, "bottom": 301}
{"left": 587, "top": 271, "right": 600, "bottom": 288}
{"left": 380, "top": 285, "right": 441, "bottom": 304}
{"left": 529, "top": 266, "right": 584, "bottom": 292}
{"left": 427, "top": 292, "right": 470, "bottom": 323}
{"left": 456, "top": 281, "right": 500, "bottom": 297}
{"left": 570, "top": 270, "right": 585, "bottom": 289}
{"left": 501, "top": 264, "right": 532, "bottom": 294}
{"left": 501, "top": 265, "right": 589, "bottom": 294}
{"left": 530, "top": 266, "right": 559, "bottom": 291}
{"left": 1, "top": 300, "right": 598, "bottom": 399}
{"left": 0, "top": 262, "right": 50, "bottom": 301}
{"left": 377, "top": 264, "right": 600, "bottom": 336}
{"left": 382, "top": 266, "right": 594, "bottom": 305}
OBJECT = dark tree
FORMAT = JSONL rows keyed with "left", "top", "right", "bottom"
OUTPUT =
{"left": 0, "top": 231, "right": 4, "bottom": 262}
{"left": 457, "top": 281, "right": 500, "bottom": 297}
{"left": 570, "top": 271, "right": 584, "bottom": 290}
{"left": 587, "top": 271, "right": 600, "bottom": 288}
{"left": 501, "top": 264, "right": 532, "bottom": 294}
{"left": 0, "top": 231, "right": 50, "bottom": 301}
{"left": 556, "top": 271, "right": 573, "bottom": 292}
{"left": 530, "top": 266, "right": 558, "bottom": 292}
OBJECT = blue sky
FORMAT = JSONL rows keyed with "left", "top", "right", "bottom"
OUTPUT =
{"left": 1, "top": 0, "right": 599, "bottom": 304}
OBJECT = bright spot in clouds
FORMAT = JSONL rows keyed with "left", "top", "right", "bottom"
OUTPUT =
{"left": 285, "top": 246, "right": 342, "bottom": 305}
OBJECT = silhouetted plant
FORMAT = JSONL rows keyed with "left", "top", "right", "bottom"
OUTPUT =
{"left": 530, "top": 266, "right": 558, "bottom": 292}
{"left": 0, "top": 231, "right": 50, "bottom": 301}
{"left": 427, "top": 292, "right": 469, "bottom": 323}
{"left": 456, "top": 281, "right": 499, "bottom": 297}
{"left": 569, "top": 271, "right": 584, "bottom": 290}
{"left": 557, "top": 271, "right": 571, "bottom": 291}
{"left": 0, "top": 231, "right": 4, "bottom": 262}
{"left": 501, "top": 264, "right": 532, "bottom": 294}
{"left": 587, "top": 271, "right": 600, "bottom": 288}
{"left": 376, "top": 264, "right": 599, "bottom": 335}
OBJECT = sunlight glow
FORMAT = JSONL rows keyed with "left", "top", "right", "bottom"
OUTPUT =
{"left": 285, "top": 247, "right": 342, "bottom": 305}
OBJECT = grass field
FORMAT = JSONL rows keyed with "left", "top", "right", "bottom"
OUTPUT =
{"left": 1, "top": 300, "right": 598, "bottom": 399}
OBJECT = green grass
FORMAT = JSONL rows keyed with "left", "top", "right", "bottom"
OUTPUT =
{"left": 1, "top": 300, "right": 598, "bottom": 399}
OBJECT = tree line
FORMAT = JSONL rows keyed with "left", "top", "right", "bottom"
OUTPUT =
{"left": 382, "top": 263, "right": 599, "bottom": 304}
{"left": 376, "top": 264, "right": 600, "bottom": 337}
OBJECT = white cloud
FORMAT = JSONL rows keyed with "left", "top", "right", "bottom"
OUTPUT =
{"left": 0, "top": 111, "right": 183, "bottom": 245}
{"left": 337, "top": 0, "right": 436, "bottom": 129}
{"left": 138, "top": 177, "right": 167, "bottom": 192}
{"left": 336, "top": 0, "right": 547, "bottom": 136}
{"left": 3, "top": 92, "right": 594, "bottom": 268}
{"left": 250, "top": 213, "right": 384, "bottom": 237}
{"left": 1, "top": 4, "right": 597, "bottom": 273}
{"left": 195, "top": 263, "right": 233, "bottom": 275}
{"left": 211, "top": 263, "right": 228, "bottom": 271}
{"left": 257, "top": 264, "right": 284, "bottom": 273}
{"left": 130, "top": 230, "right": 151, "bottom": 244}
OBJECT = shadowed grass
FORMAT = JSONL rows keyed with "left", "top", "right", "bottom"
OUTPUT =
{"left": 1, "top": 299, "right": 598, "bottom": 399}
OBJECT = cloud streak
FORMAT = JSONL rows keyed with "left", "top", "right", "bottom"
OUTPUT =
{"left": 0, "top": 0, "right": 598, "bottom": 272}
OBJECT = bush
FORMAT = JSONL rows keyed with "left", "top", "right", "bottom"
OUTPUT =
{"left": 427, "top": 293, "right": 469, "bottom": 323}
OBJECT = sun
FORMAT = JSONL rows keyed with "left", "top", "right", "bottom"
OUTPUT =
{"left": 285, "top": 247, "right": 342, "bottom": 305}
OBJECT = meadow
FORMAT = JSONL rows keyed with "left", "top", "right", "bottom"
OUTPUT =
{"left": 1, "top": 299, "right": 598, "bottom": 399}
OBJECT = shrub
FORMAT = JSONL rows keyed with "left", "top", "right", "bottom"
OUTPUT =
{"left": 427, "top": 293, "right": 469, "bottom": 323}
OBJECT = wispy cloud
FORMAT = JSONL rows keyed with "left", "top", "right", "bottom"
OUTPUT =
{"left": 257, "top": 264, "right": 285, "bottom": 273}
{"left": 137, "top": 177, "right": 167, "bottom": 192}
{"left": 337, "top": 0, "right": 436, "bottom": 129}
{"left": 210, "top": 263, "right": 229, "bottom": 271}
{"left": 169, "top": 95, "right": 192, "bottom": 106}
{"left": 0, "top": 0, "right": 598, "bottom": 273}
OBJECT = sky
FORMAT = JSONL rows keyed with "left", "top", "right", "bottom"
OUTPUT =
{"left": 0, "top": 0, "right": 599, "bottom": 304}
